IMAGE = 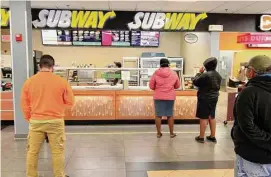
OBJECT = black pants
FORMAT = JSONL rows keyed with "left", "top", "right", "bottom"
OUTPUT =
{"left": 196, "top": 98, "right": 218, "bottom": 119}
{"left": 45, "top": 134, "right": 49, "bottom": 143}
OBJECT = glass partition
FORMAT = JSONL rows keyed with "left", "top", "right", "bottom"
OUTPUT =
{"left": 54, "top": 67, "right": 183, "bottom": 90}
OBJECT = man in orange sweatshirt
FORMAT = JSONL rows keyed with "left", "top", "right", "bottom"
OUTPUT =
{"left": 21, "top": 55, "right": 74, "bottom": 177}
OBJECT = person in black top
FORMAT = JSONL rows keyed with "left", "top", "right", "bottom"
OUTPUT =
{"left": 193, "top": 57, "right": 222, "bottom": 143}
{"left": 232, "top": 55, "right": 271, "bottom": 176}
{"left": 112, "top": 62, "right": 122, "bottom": 86}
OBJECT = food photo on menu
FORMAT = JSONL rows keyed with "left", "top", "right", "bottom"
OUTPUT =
{"left": 112, "top": 30, "right": 130, "bottom": 46}
{"left": 102, "top": 31, "right": 113, "bottom": 46}
{"left": 130, "top": 31, "right": 160, "bottom": 47}
{"left": 56, "top": 30, "right": 72, "bottom": 45}
{"left": 183, "top": 75, "right": 197, "bottom": 90}
{"left": 72, "top": 30, "right": 101, "bottom": 46}
{"left": 102, "top": 30, "right": 131, "bottom": 46}
{"left": 140, "top": 31, "right": 160, "bottom": 47}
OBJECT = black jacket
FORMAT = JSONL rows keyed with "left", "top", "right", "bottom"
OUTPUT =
{"left": 193, "top": 71, "right": 222, "bottom": 99}
{"left": 112, "top": 70, "right": 121, "bottom": 86}
{"left": 231, "top": 75, "right": 271, "bottom": 164}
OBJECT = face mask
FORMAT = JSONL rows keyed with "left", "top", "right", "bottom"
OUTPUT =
{"left": 263, "top": 74, "right": 271, "bottom": 77}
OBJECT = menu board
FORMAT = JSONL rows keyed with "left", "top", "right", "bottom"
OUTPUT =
{"left": 131, "top": 31, "right": 141, "bottom": 46}
{"left": 72, "top": 30, "right": 101, "bottom": 46}
{"left": 101, "top": 31, "right": 112, "bottom": 46}
{"left": 140, "top": 31, "right": 160, "bottom": 47}
{"left": 42, "top": 30, "right": 72, "bottom": 45}
{"left": 42, "top": 30, "right": 159, "bottom": 47}
{"left": 102, "top": 30, "right": 130, "bottom": 46}
{"left": 131, "top": 31, "right": 160, "bottom": 47}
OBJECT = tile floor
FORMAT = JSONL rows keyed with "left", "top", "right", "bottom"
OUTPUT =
{"left": 148, "top": 169, "right": 234, "bottom": 177}
{"left": 1, "top": 123, "right": 235, "bottom": 177}
{"left": 1, "top": 92, "right": 233, "bottom": 177}
{"left": 216, "top": 91, "right": 228, "bottom": 123}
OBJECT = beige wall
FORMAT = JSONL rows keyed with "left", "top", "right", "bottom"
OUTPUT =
{"left": 1, "top": 29, "right": 211, "bottom": 74}
{"left": 180, "top": 32, "right": 211, "bottom": 75}
{"left": 1, "top": 29, "right": 12, "bottom": 67}
{"left": 32, "top": 30, "right": 181, "bottom": 67}
{"left": 1, "top": 29, "right": 11, "bottom": 55}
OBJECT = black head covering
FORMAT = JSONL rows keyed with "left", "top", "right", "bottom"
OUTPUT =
{"left": 114, "top": 62, "right": 122, "bottom": 68}
{"left": 160, "top": 58, "right": 170, "bottom": 67}
{"left": 203, "top": 57, "right": 218, "bottom": 71}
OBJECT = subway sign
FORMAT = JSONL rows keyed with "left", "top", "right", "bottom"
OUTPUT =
{"left": 128, "top": 12, "right": 207, "bottom": 30}
{"left": 1, "top": 8, "right": 265, "bottom": 32}
{"left": 1, "top": 8, "right": 207, "bottom": 31}
{"left": 32, "top": 10, "right": 117, "bottom": 28}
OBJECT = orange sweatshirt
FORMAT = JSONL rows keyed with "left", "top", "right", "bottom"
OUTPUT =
{"left": 21, "top": 72, "right": 74, "bottom": 121}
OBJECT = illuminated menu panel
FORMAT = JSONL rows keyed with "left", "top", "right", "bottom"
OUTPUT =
{"left": 131, "top": 31, "right": 160, "bottom": 47}
{"left": 131, "top": 31, "right": 141, "bottom": 46}
{"left": 41, "top": 30, "right": 159, "bottom": 47}
{"left": 72, "top": 30, "right": 102, "bottom": 46}
{"left": 41, "top": 30, "right": 72, "bottom": 45}
{"left": 140, "top": 31, "right": 160, "bottom": 47}
{"left": 102, "top": 30, "right": 130, "bottom": 46}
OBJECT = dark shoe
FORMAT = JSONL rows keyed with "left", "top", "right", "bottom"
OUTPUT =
{"left": 195, "top": 136, "right": 205, "bottom": 143}
{"left": 170, "top": 133, "right": 177, "bottom": 138}
{"left": 157, "top": 133, "right": 163, "bottom": 138}
{"left": 206, "top": 136, "right": 217, "bottom": 143}
{"left": 45, "top": 136, "right": 49, "bottom": 143}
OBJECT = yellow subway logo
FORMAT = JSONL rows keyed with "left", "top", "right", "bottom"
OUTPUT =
{"left": 165, "top": 13, "right": 207, "bottom": 30}
{"left": 1, "top": 9, "right": 10, "bottom": 27}
{"left": 128, "top": 12, "right": 207, "bottom": 30}
{"left": 1, "top": 9, "right": 207, "bottom": 31}
{"left": 32, "top": 9, "right": 116, "bottom": 28}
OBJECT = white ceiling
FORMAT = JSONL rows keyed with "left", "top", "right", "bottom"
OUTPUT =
{"left": 1, "top": 0, "right": 271, "bottom": 14}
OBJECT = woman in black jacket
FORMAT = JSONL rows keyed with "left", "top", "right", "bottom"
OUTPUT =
{"left": 193, "top": 57, "right": 222, "bottom": 143}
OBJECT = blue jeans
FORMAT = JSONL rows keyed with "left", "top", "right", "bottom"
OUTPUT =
{"left": 235, "top": 155, "right": 271, "bottom": 177}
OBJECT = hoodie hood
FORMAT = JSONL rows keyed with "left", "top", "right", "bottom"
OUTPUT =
{"left": 203, "top": 57, "right": 218, "bottom": 71}
{"left": 155, "top": 67, "right": 172, "bottom": 78}
{"left": 247, "top": 75, "right": 271, "bottom": 93}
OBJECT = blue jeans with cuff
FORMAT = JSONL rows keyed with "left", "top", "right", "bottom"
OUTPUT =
{"left": 235, "top": 155, "right": 271, "bottom": 177}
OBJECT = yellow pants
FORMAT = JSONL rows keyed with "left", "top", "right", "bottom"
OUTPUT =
{"left": 26, "top": 119, "right": 66, "bottom": 177}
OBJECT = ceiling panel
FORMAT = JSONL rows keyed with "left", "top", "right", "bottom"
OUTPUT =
{"left": 235, "top": 1, "right": 271, "bottom": 14}
{"left": 1, "top": 0, "right": 271, "bottom": 14}
{"left": 210, "top": 1, "right": 256, "bottom": 13}
{"left": 52, "top": 1, "right": 110, "bottom": 10}
{"left": 263, "top": 9, "right": 271, "bottom": 14}
{"left": 136, "top": 1, "right": 166, "bottom": 11}
{"left": 185, "top": 1, "right": 226, "bottom": 12}
{"left": 31, "top": 1, "right": 60, "bottom": 9}
{"left": 1, "top": 1, "right": 9, "bottom": 8}
{"left": 109, "top": 1, "right": 137, "bottom": 11}
{"left": 77, "top": 1, "right": 110, "bottom": 10}
{"left": 161, "top": 1, "right": 194, "bottom": 12}
{"left": 1, "top": 1, "right": 110, "bottom": 10}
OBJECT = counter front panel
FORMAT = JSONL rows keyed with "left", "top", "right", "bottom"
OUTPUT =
{"left": 1, "top": 91, "right": 13, "bottom": 120}
{"left": 115, "top": 91, "right": 197, "bottom": 120}
{"left": 174, "top": 96, "right": 197, "bottom": 119}
{"left": 65, "top": 91, "right": 115, "bottom": 120}
{"left": 67, "top": 90, "right": 197, "bottom": 120}
{"left": 116, "top": 91, "right": 154, "bottom": 119}
{"left": 1, "top": 90, "right": 198, "bottom": 121}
